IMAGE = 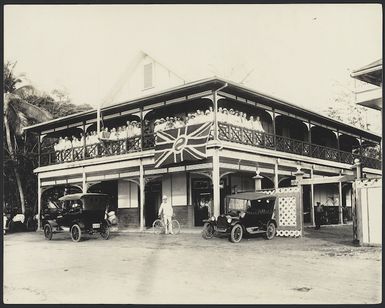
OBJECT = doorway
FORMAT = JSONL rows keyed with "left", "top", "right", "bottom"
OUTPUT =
{"left": 302, "top": 185, "right": 311, "bottom": 224}
{"left": 192, "top": 178, "right": 212, "bottom": 227}
{"left": 145, "top": 181, "right": 162, "bottom": 228}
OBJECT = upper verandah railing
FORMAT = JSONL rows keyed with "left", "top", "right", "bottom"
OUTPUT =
{"left": 39, "top": 122, "right": 381, "bottom": 170}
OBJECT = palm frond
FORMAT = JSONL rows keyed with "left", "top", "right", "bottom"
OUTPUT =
{"left": 14, "top": 85, "right": 36, "bottom": 98}
{"left": 13, "top": 99, "right": 53, "bottom": 123}
{"left": 14, "top": 111, "right": 29, "bottom": 135}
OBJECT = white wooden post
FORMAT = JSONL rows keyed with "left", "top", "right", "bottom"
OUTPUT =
{"left": 82, "top": 167, "right": 87, "bottom": 193}
{"left": 339, "top": 181, "right": 343, "bottom": 224}
{"left": 274, "top": 160, "right": 279, "bottom": 189}
{"left": 212, "top": 149, "right": 220, "bottom": 217}
{"left": 37, "top": 174, "right": 42, "bottom": 231}
{"left": 294, "top": 169, "right": 304, "bottom": 237}
{"left": 139, "top": 160, "right": 145, "bottom": 231}
{"left": 253, "top": 170, "right": 263, "bottom": 191}
{"left": 310, "top": 168, "right": 315, "bottom": 227}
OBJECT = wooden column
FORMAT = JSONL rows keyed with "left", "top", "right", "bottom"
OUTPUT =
{"left": 213, "top": 90, "right": 219, "bottom": 141}
{"left": 310, "top": 167, "right": 315, "bottom": 227}
{"left": 294, "top": 169, "right": 304, "bottom": 237}
{"left": 38, "top": 133, "right": 41, "bottom": 167}
{"left": 37, "top": 174, "right": 42, "bottom": 231}
{"left": 140, "top": 107, "right": 144, "bottom": 151}
{"left": 359, "top": 137, "right": 363, "bottom": 158}
{"left": 272, "top": 108, "right": 277, "bottom": 150}
{"left": 339, "top": 181, "right": 343, "bottom": 224}
{"left": 337, "top": 130, "right": 340, "bottom": 150}
{"left": 274, "top": 160, "right": 279, "bottom": 189}
{"left": 212, "top": 149, "right": 220, "bottom": 217}
{"left": 139, "top": 160, "right": 145, "bottom": 231}
{"left": 82, "top": 167, "right": 87, "bottom": 193}
{"left": 253, "top": 173, "right": 263, "bottom": 191}
{"left": 82, "top": 121, "right": 86, "bottom": 159}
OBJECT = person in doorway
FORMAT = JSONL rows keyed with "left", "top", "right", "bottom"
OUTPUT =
{"left": 158, "top": 195, "right": 174, "bottom": 235}
{"left": 315, "top": 202, "right": 323, "bottom": 230}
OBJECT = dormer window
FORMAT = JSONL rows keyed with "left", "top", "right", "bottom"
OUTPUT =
{"left": 143, "top": 62, "right": 153, "bottom": 90}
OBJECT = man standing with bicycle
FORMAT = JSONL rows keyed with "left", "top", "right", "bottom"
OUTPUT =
{"left": 158, "top": 195, "right": 174, "bottom": 235}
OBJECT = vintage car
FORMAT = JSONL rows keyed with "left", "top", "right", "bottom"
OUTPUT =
{"left": 42, "top": 193, "right": 111, "bottom": 242}
{"left": 201, "top": 192, "right": 278, "bottom": 243}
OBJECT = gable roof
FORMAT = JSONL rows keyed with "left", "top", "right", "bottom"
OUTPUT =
{"left": 351, "top": 59, "right": 382, "bottom": 86}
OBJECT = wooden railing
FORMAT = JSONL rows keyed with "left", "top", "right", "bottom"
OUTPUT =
{"left": 217, "top": 122, "right": 381, "bottom": 170}
{"left": 39, "top": 122, "right": 381, "bottom": 170}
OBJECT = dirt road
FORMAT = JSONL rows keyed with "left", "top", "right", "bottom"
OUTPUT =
{"left": 3, "top": 225, "right": 381, "bottom": 304}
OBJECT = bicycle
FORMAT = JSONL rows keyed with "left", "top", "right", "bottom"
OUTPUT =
{"left": 152, "top": 215, "right": 180, "bottom": 235}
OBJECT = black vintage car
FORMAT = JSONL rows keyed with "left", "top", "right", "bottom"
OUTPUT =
{"left": 202, "top": 192, "right": 278, "bottom": 243}
{"left": 42, "top": 193, "right": 111, "bottom": 242}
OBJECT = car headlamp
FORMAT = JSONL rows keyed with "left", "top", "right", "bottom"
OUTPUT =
{"left": 227, "top": 218, "right": 232, "bottom": 223}
{"left": 210, "top": 216, "right": 216, "bottom": 221}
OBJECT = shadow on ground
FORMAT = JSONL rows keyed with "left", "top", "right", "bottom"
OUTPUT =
{"left": 303, "top": 224, "right": 356, "bottom": 246}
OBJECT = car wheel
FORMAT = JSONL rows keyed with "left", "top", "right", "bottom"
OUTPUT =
{"left": 44, "top": 223, "right": 53, "bottom": 240}
{"left": 229, "top": 224, "right": 243, "bottom": 243}
{"left": 71, "top": 224, "right": 82, "bottom": 242}
{"left": 100, "top": 223, "right": 110, "bottom": 240}
{"left": 265, "top": 222, "right": 276, "bottom": 240}
{"left": 202, "top": 222, "right": 215, "bottom": 239}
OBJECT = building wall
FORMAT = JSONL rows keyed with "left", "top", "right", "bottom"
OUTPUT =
{"left": 162, "top": 173, "right": 187, "bottom": 206}
{"left": 117, "top": 180, "right": 139, "bottom": 228}
{"left": 113, "top": 54, "right": 185, "bottom": 104}
{"left": 118, "top": 180, "right": 138, "bottom": 208}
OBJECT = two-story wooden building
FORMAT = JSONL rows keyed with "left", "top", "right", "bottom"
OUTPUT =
{"left": 24, "top": 76, "right": 382, "bottom": 231}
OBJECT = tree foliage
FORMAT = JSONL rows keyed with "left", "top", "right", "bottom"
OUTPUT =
{"left": 325, "top": 80, "right": 368, "bottom": 130}
{"left": 3, "top": 61, "right": 92, "bottom": 217}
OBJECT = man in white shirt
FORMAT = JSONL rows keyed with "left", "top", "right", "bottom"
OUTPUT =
{"left": 158, "top": 195, "right": 174, "bottom": 235}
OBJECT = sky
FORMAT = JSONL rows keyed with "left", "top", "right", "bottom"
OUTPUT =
{"left": 4, "top": 4, "right": 382, "bottom": 123}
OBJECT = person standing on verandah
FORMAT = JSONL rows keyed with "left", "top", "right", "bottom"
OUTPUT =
{"left": 158, "top": 195, "right": 174, "bottom": 235}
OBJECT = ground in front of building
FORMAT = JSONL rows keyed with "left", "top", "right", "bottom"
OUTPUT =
{"left": 3, "top": 225, "right": 381, "bottom": 304}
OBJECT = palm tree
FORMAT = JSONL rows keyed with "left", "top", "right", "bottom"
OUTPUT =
{"left": 3, "top": 61, "right": 53, "bottom": 215}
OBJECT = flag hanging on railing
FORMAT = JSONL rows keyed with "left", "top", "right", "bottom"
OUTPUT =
{"left": 154, "top": 122, "right": 212, "bottom": 168}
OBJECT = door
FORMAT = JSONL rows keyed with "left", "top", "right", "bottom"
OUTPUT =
{"left": 302, "top": 185, "right": 311, "bottom": 223}
{"left": 192, "top": 179, "right": 212, "bottom": 226}
{"left": 145, "top": 182, "right": 162, "bottom": 227}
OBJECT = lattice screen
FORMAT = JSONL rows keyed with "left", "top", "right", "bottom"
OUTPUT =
{"left": 260, "top": 187, "right": 301, "bottom": 238}
{"left": 278, "top": 196, "right": 297, "bottom": 227}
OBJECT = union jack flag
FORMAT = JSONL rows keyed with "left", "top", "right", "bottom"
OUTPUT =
{"left": 154, "top": 122, "right": 212, "bottom": 168}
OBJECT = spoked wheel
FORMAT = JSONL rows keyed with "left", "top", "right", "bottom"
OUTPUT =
{"left": 202, "top": 222, "right": 215, "bottom": 239}
{"left": 70, "top": 224, "right": 82, "bottom": 242}
{"left": 171, "top": 220, "right": 180, "bottom": 235}
{"left": 43, "top": 223, "right": 53, "bottom": 240}
{"left": 100, "top": 223, "right": 110, "bottom": 240}
{"left": 229, "top": 224, "right": 243, "bottom": 243}
{"left": 152, "top": 219, "right": 164, "bottom": 234}
{"left": 265, "top": 222, "right": 276, "bottom": 240}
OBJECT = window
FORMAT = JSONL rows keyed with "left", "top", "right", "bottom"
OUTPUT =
{"left": 143, "top": 63, "right": 153, "bottom": 89}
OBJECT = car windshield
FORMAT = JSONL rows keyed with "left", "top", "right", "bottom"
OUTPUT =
{"left": 47, "top": 200, "right": 60, "bottom": 209}
{"left": 227, "top": 198, "right": 249, "bottom": 212}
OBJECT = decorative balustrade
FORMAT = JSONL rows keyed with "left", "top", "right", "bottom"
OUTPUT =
{"left": 39, "top": 122, "right": 381, "bottom": 170}
{"left": 217, "top": 122, "right": 381, "bottom": 170}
